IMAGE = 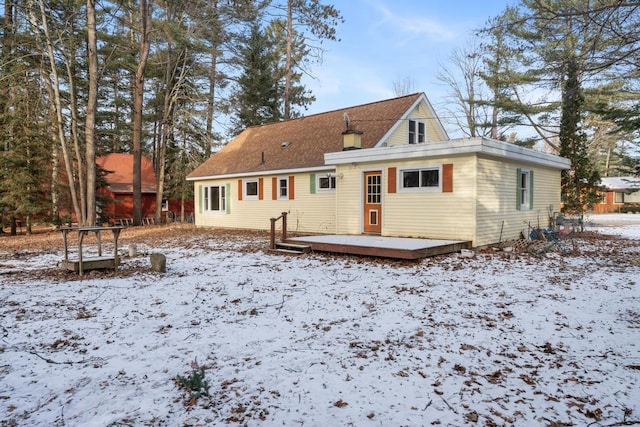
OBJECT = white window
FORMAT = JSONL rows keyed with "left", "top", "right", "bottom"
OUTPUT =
{"left": 318, "top": 175, "right": 336, "bottom": 192}
{"left": 204, "top": 185, "right": 226, "bottom": 212}
{"left": 161, "top": 199, "right": 169, "bottom": 212}
{"left": 519, "top": 169, "right": 532, "bottom": 210}
{"left": 408, "top": 119, "right": 426, "bottom": 144}
{"left": 244, "top": 179, "right": 258, "bottom": 200}
{"left": 614, "top": 192, "right": 625, "bottom": 204}
{"left": 278, "top": 177, "right": 288, "bottom": 199}
{"left": 399, "top": 166, "right": 440, "bottom": 192}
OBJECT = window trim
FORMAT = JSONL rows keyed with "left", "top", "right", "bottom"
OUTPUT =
{"left": 203, "top": 184, "right": 227, "bottom": 213}
{"left": 614, "top": 191, "right": 625, "bottom": 204}
{"left": 398, "top": 164, "right": 442, "bottom": 193}
{"left": 277, "top": 176, "right": 289, "bottom": 200}
{"left": 317, "top": 174, "right": 336, "bottom": 192}
{"left": 408, "top": 119, "right": 426, "bottom": 145}
{"left": 243, "top": 178, "right": 259, "bottom": 200}
{"left": 518, "top": 168, "right": 532, "bottom": 211}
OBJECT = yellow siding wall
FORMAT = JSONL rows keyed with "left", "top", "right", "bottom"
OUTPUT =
{"left": 334, "top": 164, "right": 362, "bottom": 234}
{"left": 193, "top": 172, "right": 336, "bottom": 234}
{"left": 193, "top": 155, "right": 563, "bottom": 247}
{"left": 475, "top": 157, "right": 562, "bottom": 246}
{"left": 335, "top": 156, "right": 477, "bottom": 241}
{"left": 384, "top": 103, "right": 447, "bottom": 147}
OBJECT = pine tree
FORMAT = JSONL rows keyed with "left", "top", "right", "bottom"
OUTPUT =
{"left": 559, "top": 57, "right": 600, "bottom": 214}
{"left": 231, "top": 22, "right": 281, "bottom": 135}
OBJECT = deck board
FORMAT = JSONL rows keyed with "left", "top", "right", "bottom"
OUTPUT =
{"left": 287, "top": 235, "right": 471, "bottom": 260}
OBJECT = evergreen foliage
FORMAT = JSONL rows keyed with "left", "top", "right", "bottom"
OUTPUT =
{"left": 558, "top": 57, "right": 601, "bottom": 214}
{"left": 0, "top": 0, "right": 342, "bottom": 227}
{"left": 231, "top": 21, "right": 282, "bottom": 135}
{"left": 474, "top": 0, "right": 639, "bottom": 210}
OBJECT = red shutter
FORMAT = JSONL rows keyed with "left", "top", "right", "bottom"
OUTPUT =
{"left": 388, "top": 167, "right": 397, "bottom": 193}
{"left": 272, "top": 177, "right": 277, "bottom": 200}
{"left": 289, "top": 176, "right": 295, "bottom": 200}
{"left": 442, "top": 164, "right": 453, "bottom": 193}
{"left": 259, "top": 178, "right": 264, "bottom": 200}
{"left": 238, "top": 179, "right": 243, "bottom": 200}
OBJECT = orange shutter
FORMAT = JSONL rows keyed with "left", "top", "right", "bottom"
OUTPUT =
{"left": 238, "top": 179, "right": 243, "bottom": 200}
{"left": 259, "top": 178, "right": 264, "bottom": 200}
{"left": 272, "top": 177, "right": 277, "bottom": 200}
{"left": 289, "top": 176, "right": 295, "bottom": 200}
{"left": 388, "top": 167, "right": 397, "bottom": 193}
{"left": 442, "top": 164, "right": 453, "bottom": 193}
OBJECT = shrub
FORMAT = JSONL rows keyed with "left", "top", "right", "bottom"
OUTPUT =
{"left": 176, "top": 360, "right": 210, "bottom": 401}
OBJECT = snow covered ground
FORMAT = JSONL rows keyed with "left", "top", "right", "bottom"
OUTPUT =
{"left": 1, "top": 214, "right": 639, "bottom": 426}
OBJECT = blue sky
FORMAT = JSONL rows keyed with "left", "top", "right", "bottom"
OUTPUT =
{"left": 302, "top": 0, "right": 515, "bottom": 118}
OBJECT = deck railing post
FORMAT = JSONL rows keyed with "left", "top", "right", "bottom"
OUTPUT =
{"left": 281, "top": 212, "right": 288, "bottom": 242}
{"left": 270, "top": 217, "right": 276, "bottom": 249}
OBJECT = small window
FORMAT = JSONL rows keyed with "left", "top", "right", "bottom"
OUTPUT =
{"left": 244, "top": 179, "right": 258, "bottom": 200}
{"left": 278, "top": 177, "right": 288, "bottom": 199}
{"left": 400, "top": 166, "right": 440, "bottom": 191}
{"left": 408, "top": 119, "right": 426, "bottom": 144}
{"left": 318, "top": 175, "right": 336, "bottom": 191}
{"left": 204, "top": 185, "right": 226, "bottom": 212}
{"left": 161, "top": 199, "right": 169, "bottom": 212}
{"left": 518, "top": 169, "right": 532, "bottom": 210}
{"left": 614, "top": 192, "right": 625, "bottom": 204}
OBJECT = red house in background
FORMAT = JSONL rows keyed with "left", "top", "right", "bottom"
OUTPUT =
{"left": 97, "top": 153, "right": 157, "bottom": 222}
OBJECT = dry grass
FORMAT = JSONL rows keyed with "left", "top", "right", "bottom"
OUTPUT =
{"left": 0, "top": 224, "right": 272, "bottom": 255}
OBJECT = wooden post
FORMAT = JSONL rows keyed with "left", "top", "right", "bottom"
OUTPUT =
{"left": 281, "top": 212, "right": 288, "bottom": 242}
{"left": 270, "top": 217, "right": 276, "bottom": 250}
{"left": 113, "top": 228, "right": 121, "bottom": 268}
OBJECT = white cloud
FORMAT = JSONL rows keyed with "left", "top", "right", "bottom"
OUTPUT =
{"left": 366, "top": 0, "right": 461, "bottom": 43}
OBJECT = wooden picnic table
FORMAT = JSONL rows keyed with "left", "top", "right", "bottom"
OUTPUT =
{"left": 59, "top": 226, "right": 124, "bottom": 276}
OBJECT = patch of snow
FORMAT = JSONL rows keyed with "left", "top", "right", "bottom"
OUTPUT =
{"left": 1, "top": 226, "right": 639, "bottom": 426}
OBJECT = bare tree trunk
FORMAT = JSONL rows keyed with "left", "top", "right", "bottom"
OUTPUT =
{"left": 50, "top": 141, "right": 60, "bottom": 223}
{"left": 85, "top": 0, "right": 98, "bottom": 226}
{"left": 604, "top": 147, "right": 611, "bottom": 177}
{"left": 36, "top": 0, "right": 82, "bottom": 224}
{"left": 64, "top": 42, "right": 86, "bottom": 224}
{"left": 490, "top": 104, "right": 499, "bottom": 139}
{"left": 132, "top": 0, "right": 153, "bottom": 226}
{"left": 205, "top": 0, "right": 219, "bottom": 158}
{"left": 284, "top": 0, "right": 293, "bottom": 120}
{"left": 154, "top": 49, "right": 188, "bottom": 223}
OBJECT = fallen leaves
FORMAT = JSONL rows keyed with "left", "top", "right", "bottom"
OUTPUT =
{"left": 333, "top": 399, "right": 348, "bottom": 408}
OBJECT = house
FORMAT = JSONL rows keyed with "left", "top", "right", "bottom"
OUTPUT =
{"left": 592, "top": 176, "right": 640, "bottom": 214}
{"left": 187, "top": 93, "right": 571, "bottom": 247}
{"left": 97, "top": 153, "right": 158, "bottom": 222}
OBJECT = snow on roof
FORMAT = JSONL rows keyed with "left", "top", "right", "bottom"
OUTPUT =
{"left": 601, "top": 176, "right": 640, "bottom": 190}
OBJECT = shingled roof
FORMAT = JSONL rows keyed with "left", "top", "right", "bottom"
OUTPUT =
{"left": 97, "top": 153, "right": 157, "bottom": 193}
{"left": 188, "top": 93, "right": 424, "bottom": 179}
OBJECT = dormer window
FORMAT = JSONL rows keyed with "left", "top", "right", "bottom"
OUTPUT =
{"left": 408, "top": 119, "right": 425, "bottom": 144}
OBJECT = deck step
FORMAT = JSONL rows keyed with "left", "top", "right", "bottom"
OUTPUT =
{"left": 268, "top": 248, "right": 307, "bottom": 256}
{"left": 275, "top": 242, "right": 311, "bottom": 253}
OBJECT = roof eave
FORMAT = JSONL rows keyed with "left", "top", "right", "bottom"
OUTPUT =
{"left": 186, "top": 165, "right": 336, "bottom": 181}
{"left": 325, "top": 137, "right": 571, "bottom": 170}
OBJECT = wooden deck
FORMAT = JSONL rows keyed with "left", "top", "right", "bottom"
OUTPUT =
{"left": 287, "top": 235, "right": 472, "bottom": 260}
